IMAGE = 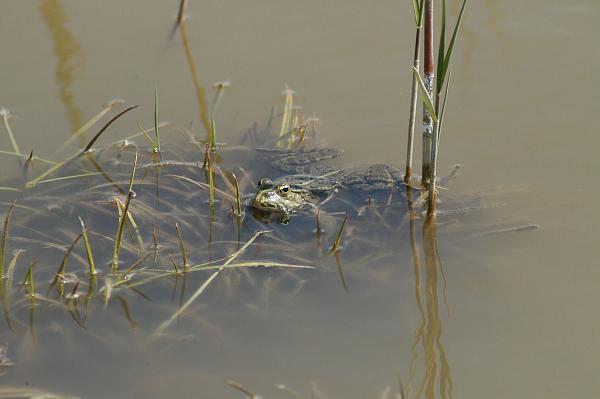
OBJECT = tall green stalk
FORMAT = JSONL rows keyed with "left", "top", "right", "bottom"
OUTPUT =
{"left": 427, "top": 0, "right": 468, "bottom": 216}
{"left": 421, "top": 0, "right": 435, "bottom": 186}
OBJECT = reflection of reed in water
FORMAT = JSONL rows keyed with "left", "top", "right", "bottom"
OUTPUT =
{"left": 405, "top": 189, "right": 453, "bottom": 399}
{"left": 39, "top": 0, "right": 85, "bottom": 144}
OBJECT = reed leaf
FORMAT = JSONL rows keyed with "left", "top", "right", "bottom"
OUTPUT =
{"left": 439, "top": 0, "right": 467, "bottom": 93}
{"left": 436, "top": 0, "right": 447, "bottom": 91}
{"left": 412, "top": 67, "right": 438, "bottom": 122}
{"left": 412, "top": 0, "right": 425, "bottom": 26}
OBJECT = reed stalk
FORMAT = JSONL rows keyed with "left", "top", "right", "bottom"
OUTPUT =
{"left": 421, "top": 0, "right": 435, "bottom": 186}
{"left": 427, "top": 0, "right": 468, "bottom": 216}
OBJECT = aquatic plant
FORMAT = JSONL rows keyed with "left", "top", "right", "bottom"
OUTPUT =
{"left": 409, "top": 0, "right": 468, "bottom": 216}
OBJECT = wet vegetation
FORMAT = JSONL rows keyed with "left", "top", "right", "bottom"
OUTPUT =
{"left": 0, "top": 0, "right": 545, "bottom": 398}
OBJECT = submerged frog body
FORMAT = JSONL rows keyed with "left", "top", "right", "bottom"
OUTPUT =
{"left": 251, "top": 147, "right": 411, "bottom": 216}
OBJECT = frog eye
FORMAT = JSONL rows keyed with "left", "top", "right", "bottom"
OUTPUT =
{"left": 278, "top": 185, "right": 290, "bottom": 195}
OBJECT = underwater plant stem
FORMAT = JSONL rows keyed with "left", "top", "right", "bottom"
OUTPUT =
{"left": 154, "top": 88, "right": 161, "bottom": 153}
{"left": 111, "top": 191, "right": 134, "bottom": 274}
{"left": 0, "top": 203, "right": 16, "bottom": 278}
{"left": 151, "top": 230, "right": 269, "bottom": 338}
{"left": 79, "top": 218, "right": 97, "bottom": 275}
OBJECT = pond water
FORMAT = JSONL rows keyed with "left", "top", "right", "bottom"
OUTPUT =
{"left": 0, "top": 0, "right": 599, "bottom": 398}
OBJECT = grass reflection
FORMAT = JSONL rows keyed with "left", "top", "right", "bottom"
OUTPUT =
{"left": 405, "top": 188, "right": 454, "bottom": 399}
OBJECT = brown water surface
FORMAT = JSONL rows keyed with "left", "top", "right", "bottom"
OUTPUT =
{"left": 0, "top": 1, "right": 598, "bottom": 398}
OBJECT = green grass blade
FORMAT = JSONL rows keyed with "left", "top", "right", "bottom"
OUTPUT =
{"left": 1, "top": 110, "right": 22, "bottom": 156}
{"left": 0, "top": 187, "right": 21, "bottom": 193}
{"left": 112, "top": 152, "right": 137, "bottom": 274}
{"left": 175, "top": 223, "right": 189, "bottom": 269}
{"left": 111, "top": 191, "right": 134, "bottom": 274}
{"left": 82, "top": 105, "right": 138, "bottom": 154}
{"left": 0, "top": 150, "right": 57, "bottom": 166}
{"left": 154, "top": 88, "right": 161, "bottom": 152}
{"left": 51, "top": 100, "right": 123, "bottom": 158}
{"left": 210, "top": 117, "right": 217, "bottom": 150}
{"left": 437, "top": 68, "right": 452, "bottom": 142}
{"left": 150, "top": 230, "right": 270, "bottom": 339}
{"left": 0, "top": 202, "right": 16, "bottom": 278}
{"left": 413, "top": 0, "right": 425, "bottom": 26}
{"left": 436, "top": 0, "right": 447, "bottom": 92}
{"left": 79, "top": 217, "right": 97, "bottom": 275}
{"left": 128, "top": 151, "right": 138, "bottom": 192}
{"left": 412, "top": 67, "right": 438, "bottom": 122}
{"left": 6, "top": 249, "right": 24, "bottom": 291}
{"left": 25, "top": 262, "right": 37, "bottom": 298}
{"left": 33, "top": 172, "right": 104, "bottom": 185}
{"left": 136, "top": 121, "right": 157, "bottom": 148}
{"left": 26, "top": 105, "right": 137, "bottom": 188}
{"left": 330, "top": 214, "right": 348, "bottom": 253}
{"left": 441, "top": 0, "right": 468, "bottom": 88}
{"left": 49, "top": 233, "right": 83, "bottom": 296}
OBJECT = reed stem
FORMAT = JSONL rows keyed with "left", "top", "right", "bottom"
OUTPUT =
{"left": 421, "top": 0, "right": 435, "bottom": 186}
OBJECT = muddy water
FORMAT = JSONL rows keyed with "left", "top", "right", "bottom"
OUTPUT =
{"left": 1, "top": 0, "right": 599, "bottom": 398}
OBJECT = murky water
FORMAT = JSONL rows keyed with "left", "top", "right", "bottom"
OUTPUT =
{"left": 0, "top": 0, "right": 599, "bottom": 398}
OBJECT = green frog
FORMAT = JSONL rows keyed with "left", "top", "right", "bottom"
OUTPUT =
{"left": 250, "top": 176, "right": 337, "bottom": 214}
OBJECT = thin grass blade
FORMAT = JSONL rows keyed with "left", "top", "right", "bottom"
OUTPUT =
{"left": 79, "top": 217, "right": 96, "bottom": 275}
{"left": 0, "top": 202, "right": 16, "bottom": 278}
{"left": 441, "top": 0, "right": 467, "bottom": 88}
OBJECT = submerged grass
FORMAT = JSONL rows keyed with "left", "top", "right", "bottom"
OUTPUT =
{"left": 0, "top": 202, "right": 16, "bottom": 278}
{"left": 79, "top": 217, "right": 97, "bottom": 275}
{"left": 150, "top": 230, "right": 271, "bottom": 338}
{"left": 175, "top": 222, "right": 189, "bottom": 269}
{"left": 330, "top": 214, "right": 348, "bottom": 253}
{"left": 111, "top": 152, "right": 138, "bottom": 274}
{"left": 154, "top": 88, "right": 161, "bottom": 153}
{"left": 26, "top": 105, "right": 138, "bottom": 188}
